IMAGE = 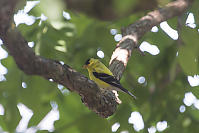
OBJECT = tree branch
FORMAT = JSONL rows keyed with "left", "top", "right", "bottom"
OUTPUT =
{"left": 0, "top": 0, "right": 193, "bottom": 118}
{"left": 109, "top": 0, "right": 193, "bottom": 80}
{"left": 0, "top": 0, "right": 117, "bottom": 118}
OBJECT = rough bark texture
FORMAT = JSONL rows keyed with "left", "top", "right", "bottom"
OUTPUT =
{"left": 0, "top": 0, "right": 117, "bottom": 118}
{"left": 109, "top": 0, "right": 193, "bottom": 80}
{"left": 0, "top": 0, "right": 193, "bottom": 117}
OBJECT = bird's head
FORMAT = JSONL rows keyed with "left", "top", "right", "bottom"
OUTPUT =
{"left": 83, "top": 58, "right": 98, "bottom": 69}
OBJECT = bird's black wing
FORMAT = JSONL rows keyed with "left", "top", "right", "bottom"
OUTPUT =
{"left": 93, "top": 72, "right": 136, "bottom": 99}
{"left": 92, "top": 72, "right": 121, "bottom": 88}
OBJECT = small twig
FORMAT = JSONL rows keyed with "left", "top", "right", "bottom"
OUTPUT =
{"left": 134, "top": 45, "right": 145, "bottom": 56}
{"left": 177, "top": 15, "right": 185, "bottom": 46}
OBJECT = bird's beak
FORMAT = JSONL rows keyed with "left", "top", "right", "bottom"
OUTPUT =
{"left": 83, "top": 65, "right": 87, "bottom": 69}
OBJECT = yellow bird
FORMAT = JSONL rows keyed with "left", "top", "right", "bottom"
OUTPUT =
{"left": 83, "top": 58, "right": 136, "bottom": 99}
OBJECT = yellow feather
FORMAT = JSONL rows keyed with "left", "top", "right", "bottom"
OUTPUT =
{"left": 84, "top": 58, "right": 136, "bottom": 99}
{"left": 87, "top": 58, "right": 112, "bottom": 88}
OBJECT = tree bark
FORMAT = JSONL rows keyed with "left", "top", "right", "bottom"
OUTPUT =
{"left": 0, "top": 0, "right": 118, "bottom": 118}
{"left": 109, "top": 0, "right": 193, "bottom": 80}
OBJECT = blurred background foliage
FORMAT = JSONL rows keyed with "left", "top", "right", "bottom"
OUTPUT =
{"left": 0, "top": 0, "right": 199, "bottom": 132}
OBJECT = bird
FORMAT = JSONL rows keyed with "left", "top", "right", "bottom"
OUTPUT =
{"left": 83, "top": 58, "right": 136, "bottom": 99}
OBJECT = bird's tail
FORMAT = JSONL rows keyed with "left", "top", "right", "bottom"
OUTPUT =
{"left": 127, "top": 90, "right": 136, "bottom": 99}
{"left": 119, "top": 86, "right": 136, "bottom": 99}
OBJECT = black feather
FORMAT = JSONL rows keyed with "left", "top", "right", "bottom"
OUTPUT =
{"left": 85, "top": 58, "right": 91, "bottom": 65}
{"left": 93, "top": 72, "right": 136, "bottom": 99}
{"left": 93, "top": 72, "right": 120, "bottom": 87}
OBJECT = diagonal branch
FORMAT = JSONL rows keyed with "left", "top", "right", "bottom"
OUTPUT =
{"left": 0, "top": 0, "right": 193, "bottom": 118}
{"left": 109, "top": 0, "right": 193, "bottom": 80}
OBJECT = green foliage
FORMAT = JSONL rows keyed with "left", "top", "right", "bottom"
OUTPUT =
{"left": 178, "top": 27, "right": 199, "bottom": 75}
{"left": 0, "top": 0, "right": 199, "bottom": 133}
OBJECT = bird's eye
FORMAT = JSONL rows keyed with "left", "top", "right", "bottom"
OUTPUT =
{"left": 85, "top": 58, "right": 90, "bottom": 65}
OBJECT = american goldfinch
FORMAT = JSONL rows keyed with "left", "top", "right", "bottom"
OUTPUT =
{"left": 83, "top": 58, "right": 136, "bottom": 99}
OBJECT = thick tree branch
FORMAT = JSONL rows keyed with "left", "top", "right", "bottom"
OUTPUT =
{"left": 0, "top": 0, "right": 193, "bottom": 118}
{"left": 0, "top": 0, "right": 117, "bottom": 118}
{"left": 109, "top": 0, "right": 193, "bottom": 80}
